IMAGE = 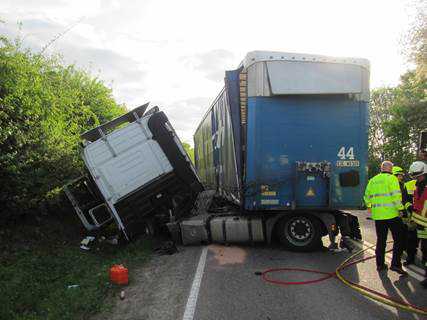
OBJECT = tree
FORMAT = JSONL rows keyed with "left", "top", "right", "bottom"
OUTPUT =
{"left": 382, "top": 71, "right": 427, "bottom": 168}
{"left": 368, "top": 87, "right": 396, "bottom": 176}
{"left": 369, "top": 71, "right": 427, "bottom": 176}
{"left": 404, "top": 5, "right": 426, "bottom": 77}
{"left": 182, "top": 142, "right": 195, "bottom": 164}
{"left": 368, "top": 8, "right": 427, "bottom": 176}
{"left": 0, "top": 35, "right": 125, "bottom": 221}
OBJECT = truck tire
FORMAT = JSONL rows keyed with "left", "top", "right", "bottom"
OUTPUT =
{"left": 277, "top": 214, "right": 322, "bottom": 252}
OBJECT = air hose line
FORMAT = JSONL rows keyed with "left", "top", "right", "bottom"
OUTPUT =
{"left": 261, "top": 242, "right": 427, "bottom": 316}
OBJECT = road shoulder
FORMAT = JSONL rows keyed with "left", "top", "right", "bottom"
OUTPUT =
{"left": 93, "top": 245, "right": 202, "bottom": 320}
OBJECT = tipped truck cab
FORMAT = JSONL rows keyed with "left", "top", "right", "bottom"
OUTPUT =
{"left": 64, "top": 104, "right": 203, "bottom": 240}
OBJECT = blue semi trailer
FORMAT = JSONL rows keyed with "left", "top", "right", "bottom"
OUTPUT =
{"left": 193, "top": 51, "right": 369, "bottom": 251}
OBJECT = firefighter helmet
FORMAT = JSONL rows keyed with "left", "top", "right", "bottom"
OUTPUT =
{"left": 392, "top": 166, "right": 404, "bottom": 176}
{"left": 408, "top": 161, "right": 427, "bottom": 178}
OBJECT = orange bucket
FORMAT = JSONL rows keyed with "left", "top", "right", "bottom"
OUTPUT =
{"left": 109, "top": 264, "right": 129, "bottom": 285}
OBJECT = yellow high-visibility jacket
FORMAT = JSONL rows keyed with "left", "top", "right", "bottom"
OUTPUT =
{"left": 404, "top": 180, "right": 417, "bottom": 196}
{"left": 364, "top": 172, "right": 403, "bottom": 220}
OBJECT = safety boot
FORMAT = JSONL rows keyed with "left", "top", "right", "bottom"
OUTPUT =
{"left": 328, "top": 242, "right": 343, "bottom": 252}
{"left": 390, "top": 265, "right": 408, "bottom": 276}
{"left": 339, "top": 236, "right": 354, "bottom": 253}
{"left": 403, "top": 259, "right": 414, "bottom": 266}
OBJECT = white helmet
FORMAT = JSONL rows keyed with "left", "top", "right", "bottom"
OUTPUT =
{"left": 408, "top": 161, "right": 427, "bottom": 178}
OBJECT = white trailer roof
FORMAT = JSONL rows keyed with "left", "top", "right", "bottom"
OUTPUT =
{"left": 242, "top": 50, "right": 370, "bottom": 70}
{"left": 242, "top": 50, "right": 370, "bottom": 100}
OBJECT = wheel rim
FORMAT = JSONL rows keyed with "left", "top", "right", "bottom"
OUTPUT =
{"left": 284, "top": 216, "right": 315, "bottom": 247}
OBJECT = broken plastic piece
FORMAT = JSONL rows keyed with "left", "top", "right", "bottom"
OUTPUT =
{"left": 81, "top": 236, "right": 95, "bottom": 246}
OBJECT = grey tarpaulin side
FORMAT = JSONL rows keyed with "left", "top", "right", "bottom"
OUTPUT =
{"left": 194, "top": 76, "right": 241, "bottom": 203}
{"left": 225, "top": 67, "right": 243, "bottom": 186}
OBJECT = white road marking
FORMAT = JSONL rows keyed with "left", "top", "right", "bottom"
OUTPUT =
{"left": 182, "top": 246, "right": 208, "bottom": 320}
{"left": 350, "top": 239, "right": 424, "bottom": 282}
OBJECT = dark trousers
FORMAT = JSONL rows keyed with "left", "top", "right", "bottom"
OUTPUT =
{"left": 375, "top": 217, "right": 405, "bottom": 268}
{"left": 403, "top": 225, "right": 418, "bottom": 261}
{"left": 422, "top": 239, "right": 427, "bottom": 268}
{"left": 421, "top": 239, "right": 427, "bottom": 278}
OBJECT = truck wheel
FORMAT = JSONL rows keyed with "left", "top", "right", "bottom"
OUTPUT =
{"left": 277, "top": 214, "right": 322, "bottom": 252}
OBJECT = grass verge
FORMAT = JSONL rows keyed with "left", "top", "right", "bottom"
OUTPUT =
{"left": 0, "top": 235, "right": 152, "bottom": 320}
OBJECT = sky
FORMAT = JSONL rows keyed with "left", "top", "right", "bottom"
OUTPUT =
{"left": 0, "top": 0, "right": 421, "bottom": 144}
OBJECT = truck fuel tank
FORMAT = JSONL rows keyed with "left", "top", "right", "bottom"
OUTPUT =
{"left": 210, "top": 216, "right": 264, "bottom": 243}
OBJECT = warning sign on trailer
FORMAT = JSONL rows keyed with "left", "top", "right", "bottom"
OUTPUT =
{"left": 306, "top": 187, "right": 315, "bottom": 197}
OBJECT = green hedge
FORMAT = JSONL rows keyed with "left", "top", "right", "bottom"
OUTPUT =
{"left": 0, "top": 36, "right": 125, "bottom": 221}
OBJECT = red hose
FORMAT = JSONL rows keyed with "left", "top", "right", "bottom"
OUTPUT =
{"left": 262, "top": 267, "right": 334, "bottom": 285}
{"left": 260, "top": 249, "right": 427, "bottom": 314}
{"left": 261, "top": 249, "right": 390, "bottom": 286}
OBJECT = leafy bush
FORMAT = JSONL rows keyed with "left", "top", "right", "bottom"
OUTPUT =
{"left": 0, "top": 36, "right": 125, "bottom": 221}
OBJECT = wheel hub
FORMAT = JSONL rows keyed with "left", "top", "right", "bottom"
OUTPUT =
{"left": 286, "top": 217, "right": 314, "bottom": 245}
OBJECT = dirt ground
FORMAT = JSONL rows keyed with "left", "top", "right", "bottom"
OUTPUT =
{"left": 93, "top": 245, "right": 201, "bottom": 320}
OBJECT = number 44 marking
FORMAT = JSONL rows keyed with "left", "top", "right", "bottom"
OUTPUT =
{"left": 337, "top": 146, "right": 355, "bottom": 160}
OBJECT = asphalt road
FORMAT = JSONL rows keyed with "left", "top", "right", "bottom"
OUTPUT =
{"left": 193, "top": 245, "right": 426, "bottom": 320}
{"left": 350, "top": 210, "right": 424, "bottom": 264}
{"left": 96, "top": 215, "right": 427, "bottom": 320}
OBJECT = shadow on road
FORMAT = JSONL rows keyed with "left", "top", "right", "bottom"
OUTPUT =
{"left": 379, "top": 273, "right": 424, "bottom": 320}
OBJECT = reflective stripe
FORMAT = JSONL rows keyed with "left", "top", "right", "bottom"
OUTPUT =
{"left": 367, "top": 190, "right": 401, "bottom": 199}
{"left": 404, "top": 180, "right": 416, "bottom": 195}
{"left": 412, "top": 212, "right": 427, "bottom": 227}
{"left": 413, "top": 212, "right": 427, "bottom": 222}
{"left": 371, "top": 201, "right": 402, "bottom": 208}
{"left": 417, "top": 227, "right": 427, "bottom": 239}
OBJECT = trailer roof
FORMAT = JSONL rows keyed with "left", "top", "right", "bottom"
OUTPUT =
{"left": 195, "top": 50, "right": 370, "bottom": 137}
{"left": 242, "top": 51, "right": 370, "bottom": 70}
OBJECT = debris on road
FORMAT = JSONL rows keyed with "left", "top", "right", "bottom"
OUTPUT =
{"left": 105, "top": 236, "right": 119, "bottom": 245}
{"left": 153, "top": 241, "right": 178, "bottom": 255}
{"left": 80, "top": 236, "right": 96, "bottom": 251}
